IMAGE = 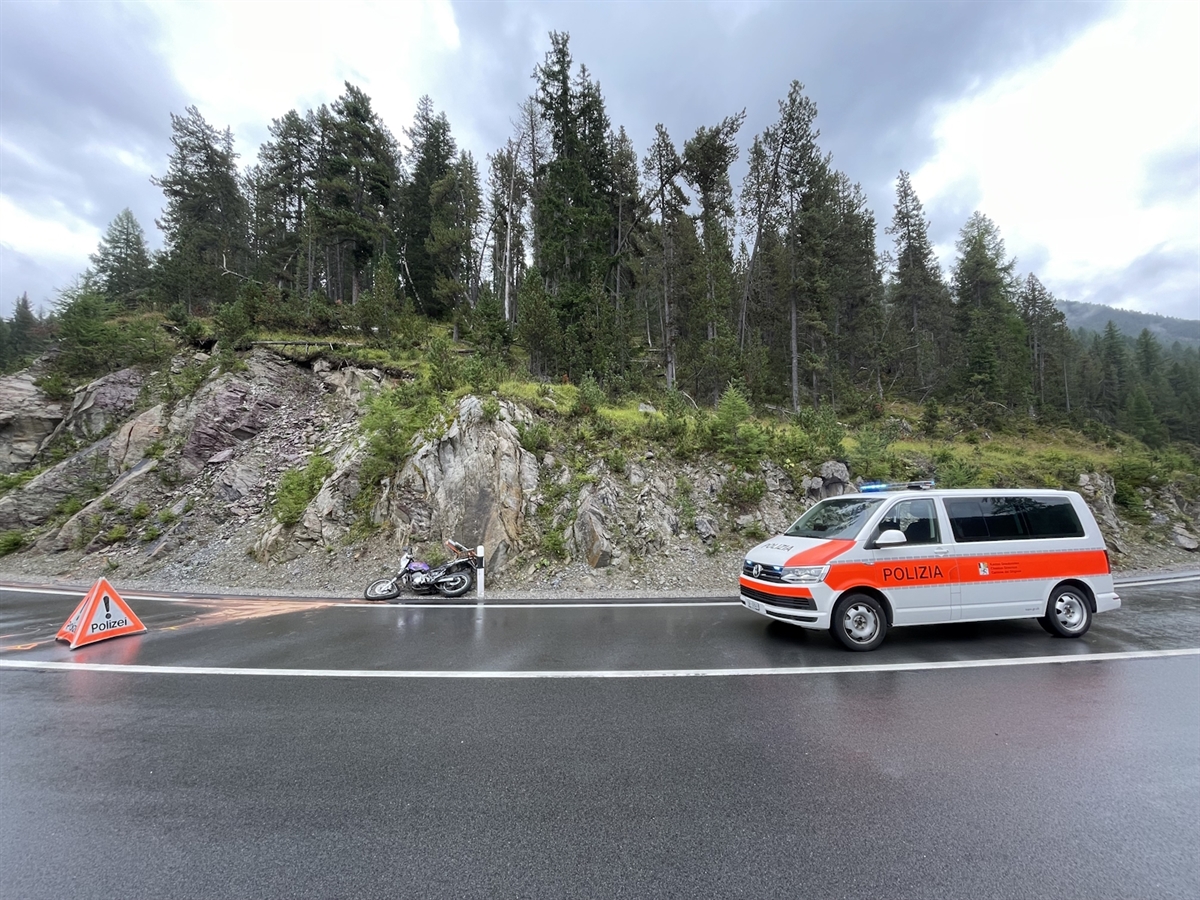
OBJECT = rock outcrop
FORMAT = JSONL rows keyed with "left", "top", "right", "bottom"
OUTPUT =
{"left": 0, "top": 371, "right": 64, "bottom": 473}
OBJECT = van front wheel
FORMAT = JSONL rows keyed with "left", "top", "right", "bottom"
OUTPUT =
{"left": 1041, "top": 585, "right": 1092, "bottom": 638}
{"left": 832, "top": 594, "right": 887, "bottom": 651}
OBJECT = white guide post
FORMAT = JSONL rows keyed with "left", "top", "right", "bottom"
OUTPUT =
{"left": 476, "top": 545, "right": 485, "bottom": 599}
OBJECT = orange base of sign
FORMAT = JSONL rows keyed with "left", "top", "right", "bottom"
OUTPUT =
{"left": 56, "top": 577, "right": 147, "bottom": 650}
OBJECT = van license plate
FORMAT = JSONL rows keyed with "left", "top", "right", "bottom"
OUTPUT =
{"left": 744, "top": 599, "right": 762, "bottom": 613}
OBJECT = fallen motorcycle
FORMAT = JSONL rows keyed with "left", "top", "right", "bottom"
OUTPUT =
{"left": 364, "top": 540, "right": 477, "bottom": 601}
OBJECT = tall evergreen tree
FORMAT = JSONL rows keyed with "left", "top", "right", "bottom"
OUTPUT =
{"left": 885, "top": 171, "right": 953, "bottom": 394}
{"left": 642, "top": 124, "right": 686, "bottom": 389}
{"left": 314, "top": 83, "right": 398, "bottom": 305}
{"left": 152, "top": 106, "right": 248, "bottom": 314}
{"left": 951, "top": 212, "right": 1029, "bottom": 411}
{"left": 89, "top": 208, "right": 152, "bottom": 308}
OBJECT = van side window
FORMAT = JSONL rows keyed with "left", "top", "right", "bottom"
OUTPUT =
{"left": 946, "top": 497, "right": 1085, "bottom": 542}
{"left": 880, "top": 498, "right": 939, "bottom": 544}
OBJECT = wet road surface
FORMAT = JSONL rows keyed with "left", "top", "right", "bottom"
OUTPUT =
{"left": 1, "top": 578, "right": 1197, "bottom": 899}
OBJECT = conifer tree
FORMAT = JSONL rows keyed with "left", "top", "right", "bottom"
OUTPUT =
{"left": 153, "top": 106, "right": 248, "bottom": 314}
{"left": 89, "top": 208, "right": 152, "bottom": 308}
{"left": 886, "top": 171, "right": 952, "bottom": 393}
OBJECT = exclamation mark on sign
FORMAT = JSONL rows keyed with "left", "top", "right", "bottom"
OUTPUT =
{"left": 104, "top": 596, "right": 111, "bottom": 620}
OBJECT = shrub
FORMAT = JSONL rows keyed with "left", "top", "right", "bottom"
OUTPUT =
{"left": 273, "top": 454, "right": 335, "bottom": 526}
{"left": 570, "top": 372, "right": 606, "bottom": 419}
{"left": 719, "top": 476, "right": 766, "bottom": 511}
{"left": 517, "top": 422, "right": 552, "bottom": 454}
{"left": 103, "top": 524, "right": 128, "bottom": 544}
{"left": 481, "top": 396, "right": 501, "bottom": 422}
{"left": 0, "top": 530, "right": 27, "bottom": 556}
{"left": 542, "top": 528, "right": 567, "bottom": 560}
{"left": 426, "top": 334, "right": 461, "bottom": 393}
{"left": 131, "top": 502, "right": 150, "bottom": 520}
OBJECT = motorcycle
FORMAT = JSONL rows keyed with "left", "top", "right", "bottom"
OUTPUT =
{"left": 364, "top": 540, "right": 478, "bottom": 601}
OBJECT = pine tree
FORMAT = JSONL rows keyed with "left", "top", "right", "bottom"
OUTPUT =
{"left": 314, "top": 84, "right": 398, "bottom": 306}
{"left": 950, "top": 213, "right": 1029, "bottom": 411}
{"left": 642, "top": 124, "right": 686, "bottom": 389}
{"left": 886, "top": 171, "right": 952, "bottom": 394}
{"left": 90, "top": 209, "right": 152, "bottom": 308}
{"left": 152, "top": 106, "right": 248, "bottom": 315}
{"left": 398, "top": 96, "right": 457, "bottom": 315}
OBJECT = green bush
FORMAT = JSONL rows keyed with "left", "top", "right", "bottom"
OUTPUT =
{"left": 719, "top": 475, "right": 766, "bottom": 510}
{"left": 570, "top": 372, "right": 606, "bottom": 419}
{"left": 426, "top": 334, "right": 461, "bottom": 393}
{"left": 937, "top": 455, "right": 982, "bottom": 488}
{"left": 542, "top": 528, "right": 567, "bottom": 560}
{"left": 604, "top": 448, "right": 627, "bottom": 474}
{"left": 273, "top": 454, "right": 335, "bottom": 526}
{"left": 0, "top": 530, "right": 27, "bottom": 556}
{"left": 213, "top": 300, "right": 253, "bottom": 351}
{"left": 517, "top": 422, "right": 552, "bottom": 454}
{"left": 103, "top": 524, "right": 128, "bottom": 544}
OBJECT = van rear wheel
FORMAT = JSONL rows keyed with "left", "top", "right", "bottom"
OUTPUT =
{"left": 832, "top": 593, "right": 887, "bottom": 651}
{"left": 1041, "top": 585, "right": 1092, "bottom": 638}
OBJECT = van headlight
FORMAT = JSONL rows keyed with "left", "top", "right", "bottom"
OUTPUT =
{"left": 781, "top": 565, "right": 829, "bottom": 584}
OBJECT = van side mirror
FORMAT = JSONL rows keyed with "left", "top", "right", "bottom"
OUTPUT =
{"left": 873, "top": 529, "right": 908, "bottom": 548}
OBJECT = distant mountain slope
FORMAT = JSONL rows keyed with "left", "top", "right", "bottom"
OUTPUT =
{"left": 1057, "top": 299, "right": 1200, "bottom": 348}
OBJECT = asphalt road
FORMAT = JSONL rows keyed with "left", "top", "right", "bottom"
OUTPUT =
{"left": 1, "top": 577, "right": 1198, "bottom": 899}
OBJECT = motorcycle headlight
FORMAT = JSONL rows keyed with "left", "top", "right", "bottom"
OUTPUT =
{"left": 781, "top": 565, "right": 829, "bottom": 584}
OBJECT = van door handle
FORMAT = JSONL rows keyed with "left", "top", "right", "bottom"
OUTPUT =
{"left": 934, "top": 546, "right": 950, "bottom": 557}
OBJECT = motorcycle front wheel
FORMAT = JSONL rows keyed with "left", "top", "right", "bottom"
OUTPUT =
{"left": 435, "top": 569, "right": 474, "bottom": 598}
{"left": 364, "top": 578, "right": 401, "bottom": 601}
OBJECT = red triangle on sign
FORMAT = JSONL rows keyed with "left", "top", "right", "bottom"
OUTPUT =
{"left": 56, "top": 578, "right": 147, "bottom": 650}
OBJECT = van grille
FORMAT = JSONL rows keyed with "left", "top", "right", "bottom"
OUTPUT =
{"left": 741, "top": 586, "right": 816, "bottom": 611}
{"left": 743, "top": 561, "right": 784, "bottom": 583}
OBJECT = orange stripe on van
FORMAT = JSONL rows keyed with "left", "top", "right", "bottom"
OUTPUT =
{"left": 785, "top": 540, "right": 855, "bottom": 567}
{"left": 738, "top": 577, "right": 813, "bottom": 598}
{"left": 956, "top": 549, "right": 1109, "bottom": 584}
{"left": 826, "top": 560, "right": 957, "bottom": 591}
{"left": 824, "top": 548, "right": 1109, "bottom": 592}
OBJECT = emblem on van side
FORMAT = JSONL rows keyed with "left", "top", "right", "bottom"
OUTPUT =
{"left": 979, "top": 562, "right": 990, "bottom": 576}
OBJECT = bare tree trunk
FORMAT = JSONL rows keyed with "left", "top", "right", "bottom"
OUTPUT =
{"left": 790, "top": 298, "right": 799, "bottom": 411}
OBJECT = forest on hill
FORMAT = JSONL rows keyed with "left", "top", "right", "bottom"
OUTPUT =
{"left": 1, "top": 32, "right": 1197, "bottom": 450}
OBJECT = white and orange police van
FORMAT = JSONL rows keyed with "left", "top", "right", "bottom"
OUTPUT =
{"left": 739, "top": 482, "right": 1120, "bottom": 650}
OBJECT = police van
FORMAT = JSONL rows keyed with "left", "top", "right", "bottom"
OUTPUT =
{"left": 739, "top": 483, "right": 1120, "bottom": 651}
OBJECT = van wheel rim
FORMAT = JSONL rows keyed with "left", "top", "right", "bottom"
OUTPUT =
{"left": 1055, "top": 594, "right": 1086, "bottom": 631}
{"left": 843, "top": 603, "right": 879, "bottom": 643}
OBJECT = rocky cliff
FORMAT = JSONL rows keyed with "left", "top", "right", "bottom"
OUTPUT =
{"left": 0, "top": 349, "right": 1196, "bottom": 597}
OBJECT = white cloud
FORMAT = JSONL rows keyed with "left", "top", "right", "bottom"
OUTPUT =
{"left": 0, "top": 195, "right": 99, "bottom": 266}
{"left": 147, "top": 0, "right": 462, "bottom": 156}
{"left": 911, "top": 0, "right": 1200, "bottom": 314}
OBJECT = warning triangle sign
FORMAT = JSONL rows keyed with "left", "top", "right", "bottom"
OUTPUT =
{"left": 55, "top": 578, "right": 146, "bottom": 650}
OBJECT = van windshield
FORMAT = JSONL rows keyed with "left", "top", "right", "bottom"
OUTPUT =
{"left": 784, "top": 498, "right": 884, "bottom": 540}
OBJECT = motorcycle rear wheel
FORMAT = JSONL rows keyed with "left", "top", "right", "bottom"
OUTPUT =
{"left": 364, "top": 578, "right": 401, "bottom": 601}
{"left": 436, "top": 570, "right": 474, "bottom": 598}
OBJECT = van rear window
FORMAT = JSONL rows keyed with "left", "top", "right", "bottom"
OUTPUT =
{"left": 945, "top": 497, "right": 1084, "bottom": 542}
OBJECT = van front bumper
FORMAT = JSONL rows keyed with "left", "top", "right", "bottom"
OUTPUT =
{"left": 740, "top": 592, "right": 831, "bottom": 630}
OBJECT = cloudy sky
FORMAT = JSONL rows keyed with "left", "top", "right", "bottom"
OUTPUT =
{"left": 1, "top": 0, "right": 1197, "bottom": 321}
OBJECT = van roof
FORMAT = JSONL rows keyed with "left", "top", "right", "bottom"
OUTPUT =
{"left": 840, "top": 488, "right": 1078, "bottom": 500}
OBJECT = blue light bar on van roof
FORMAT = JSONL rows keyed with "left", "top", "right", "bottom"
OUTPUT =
{"left": 860, "top": 480, "right": 936, "bottom": 492}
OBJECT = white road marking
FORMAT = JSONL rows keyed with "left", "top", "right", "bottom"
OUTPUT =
{"left": 1, "top": 648, "right": 1196, "bottom": 679}
{"left": 0, "top": 584, "right": 740, "bottom": 608}
{"left": 3, "top": 574, "right": 1195, "bottom": 607}
{"left": 1115, "top": 575, "right": 1200, "bottom": 588}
